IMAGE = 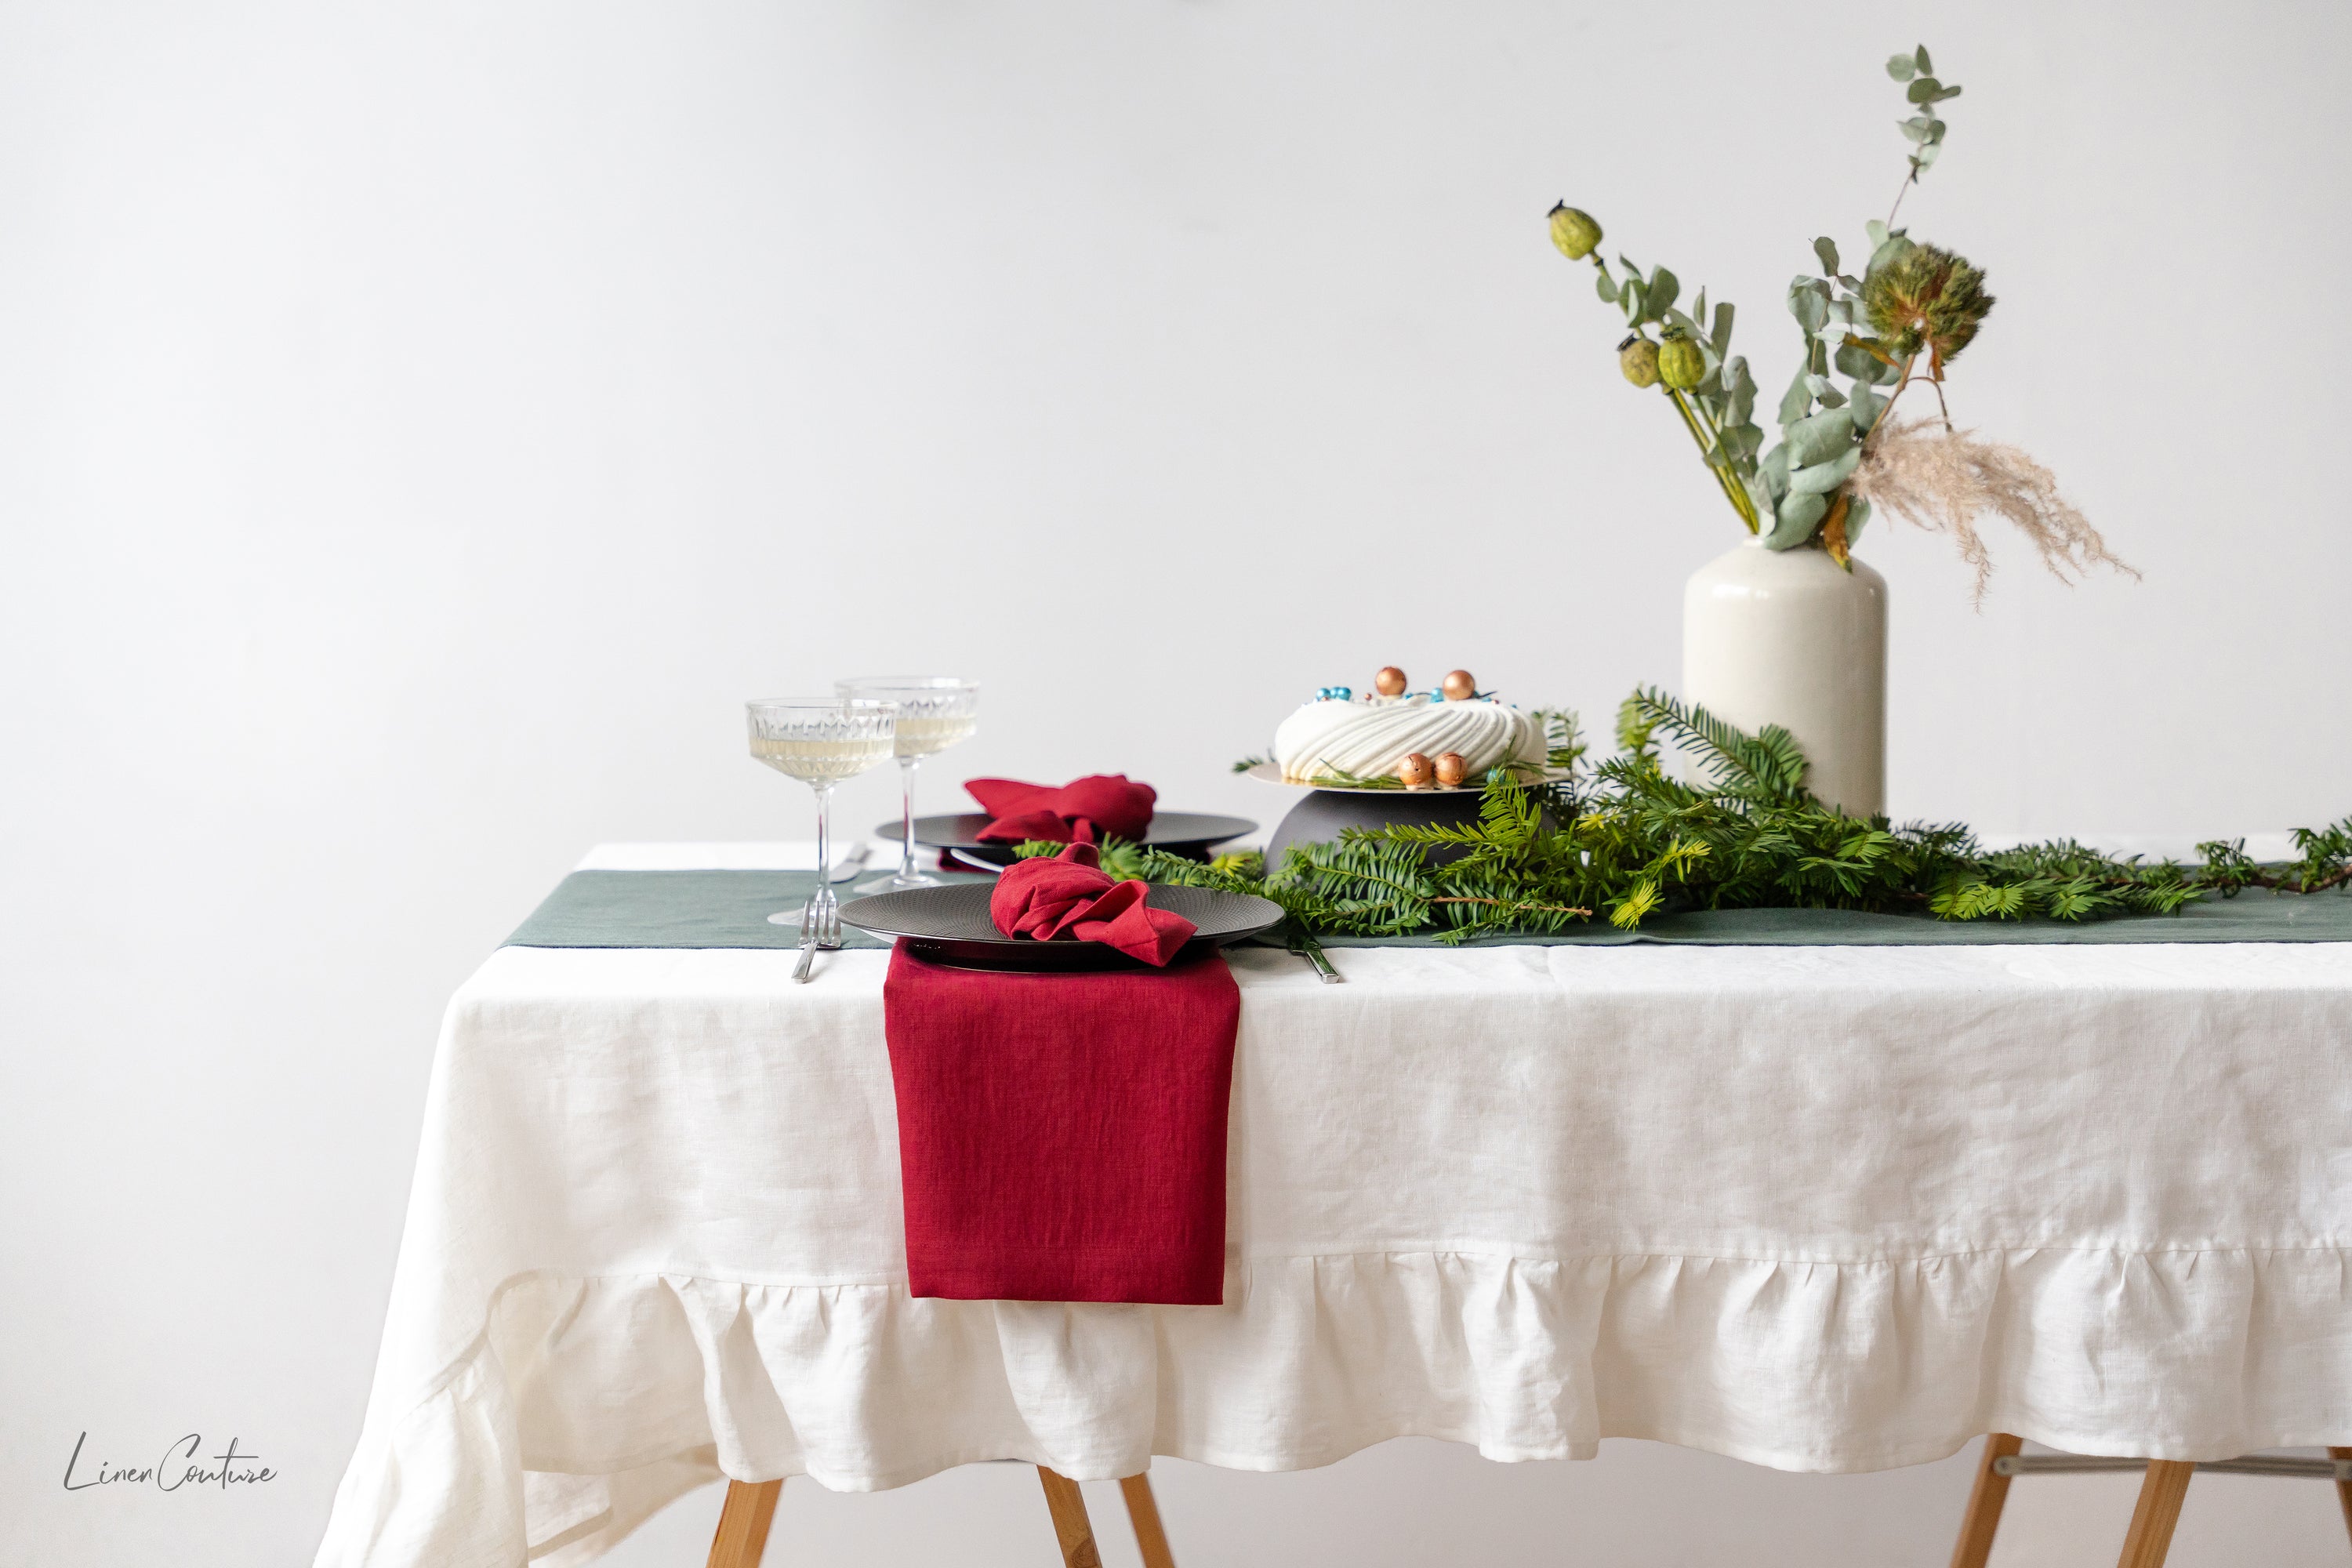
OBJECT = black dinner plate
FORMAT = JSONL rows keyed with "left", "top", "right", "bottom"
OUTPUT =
{"left": 877, "top": 811, "right": 1256, "bottom": 867}
{"left": 840, "top": 882, "right": 1285, "bottom": 971}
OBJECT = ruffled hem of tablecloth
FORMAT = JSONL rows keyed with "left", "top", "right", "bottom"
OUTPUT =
{"left": 314, "top": 1244, "right": 2352, "bottom": 1567}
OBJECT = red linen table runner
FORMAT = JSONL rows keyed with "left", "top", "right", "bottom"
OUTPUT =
{"left": 881, "top": 947, "right": 1241, "bottom": 1305}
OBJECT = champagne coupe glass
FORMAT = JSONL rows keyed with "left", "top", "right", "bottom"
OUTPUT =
{"left": 746, "top": 700, "right": 898, "bottom": 967}
{"left": 834, "top": 677, "right": 981, "bottom": 892}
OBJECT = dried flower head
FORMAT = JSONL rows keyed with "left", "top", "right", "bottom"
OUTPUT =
{"left": 1863, "top": 243, "right": 1992, "bottom": 363}
{"left": 1847, "top": 418, "right": 2135, "bottom": 604}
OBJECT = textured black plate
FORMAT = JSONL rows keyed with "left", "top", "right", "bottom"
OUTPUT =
{"left": 840, "top": 882, "right": 1284, "bottom": 971}
{"left": 877, "top": 811, "right": 1255, "bottom": 866}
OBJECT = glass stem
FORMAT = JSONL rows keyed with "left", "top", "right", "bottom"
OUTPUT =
{"left": 897, "top": 756, "right": 920, "bottom": 882}
{"left": 811, "top": 782, "right": 834, "bottom": 901}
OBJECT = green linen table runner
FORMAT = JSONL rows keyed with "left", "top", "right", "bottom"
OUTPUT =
{"left": 505, "top": 869, "right": 2352, "bottom": 949}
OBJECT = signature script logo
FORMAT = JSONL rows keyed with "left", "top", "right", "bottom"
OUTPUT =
{"left": 63, "top": 1432, "right": 277, "bottom": 1493}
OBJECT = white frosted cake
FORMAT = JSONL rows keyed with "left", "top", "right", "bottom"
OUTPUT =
{"left": 1274, "top": 685, "right": 1543, "bottom": 784}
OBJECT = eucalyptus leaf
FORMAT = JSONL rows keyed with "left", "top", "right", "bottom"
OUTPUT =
{"left": 1933, "top": 83, "right": 1961, "bottom": 103}
{"left": 1867, "top": 234, "right": 1913, "bottom": 275}
{"left": 1621, "top": 281, "right": 1646, "bottom": 322}
{"left": 1788, "top": 286, "right": 1828, "bottom": 335}
{"left": 1647, "top": 266, "right": 1679, "bottom": 316}
{"left": 1835, "top": 339, "right": 1882, "bottom": 381}
{"left": 1914, "top": 45, "right": 1932, "bottom": 74}
{"left": 1915, "top": 140, "right": 1942, "bottom": 168}
{"left": 1662, "top": 306, "right": 1700, "bottom": 339}
{"left": 1843, "top": 496, "right": 1873, "bottom": 548}
{"left": 1596, "top": 268, "right": 1619, "bottom": 303}
{"left": 1785, "top": 445, "right": 1863, "bottom": 495}
{"left": 1813, "top": 236, "right": 1840, "bottom": 275}
{"left": 1711, "top": 300, "right": 1734, "bottom": 354}
{"left": 1865, "top": 219, "right": 1889, "bottom": 252}
{"left": 1721, "top": 422, "right": 1763, "bottom": 461}
{"left": 1766, "top": 488, "right": 1828, "bottom": 549}
{"left": 1902, "top": 115, "right": 1935, "bottom": 143}
{"left": 1726, "top": 362, "right": 1755, "bottom": 426}
{"left": 1759, "top": 440, "right": 1792, "bottom": 497}
{"left": 1848, "top": 379, "right": 1885, "bottom": 432}
{"left": 1692, "top": 288, "right": 1707, "bottom": 328}
{"left": 1886, "top": 54, "right": 1916, "bottom": 81}
{"left": 1784, "top": 406, "right": 1854, "bottom": 466}
{"left": 1744, "top": 471, "right": 1777, "bottom": 522}
{"left": 1907, "top": 77, "right": 1941, "bottom": 104}
{"left": 1777, "top": 366, "right": 1812, "bottom": 426}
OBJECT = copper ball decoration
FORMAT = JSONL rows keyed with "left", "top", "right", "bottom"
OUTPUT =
{"left": 1434, "top": 752, "right": 1468, "bottom": 788}
{"left": 1441, "top": 669, "right": 1477, "bottom": 701}
{"left": 1396, "top": 752, "right": 1434, "bottom": 788}
{"left": 1374, "top": 666, "right": 1409, "bottom": 697}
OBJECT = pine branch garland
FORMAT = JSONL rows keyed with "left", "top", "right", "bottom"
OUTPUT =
{"left": 1036, "top": 694, "right": 2351, "bottom": 942}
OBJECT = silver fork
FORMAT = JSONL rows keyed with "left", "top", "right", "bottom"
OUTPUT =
{"left": 794, "top": 883, "right": 844, "bottom": 983}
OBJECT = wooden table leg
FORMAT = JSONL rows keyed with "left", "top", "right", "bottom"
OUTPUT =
{"left": 1119, "top": 1472, "right": 1177, "bottom": 1568}
{"left": 2329, "top": 1447, "right": 2352, "bottom": 1551}
{"left": 2115, "top": 1460, "right": 2194, "bottom": 1568}
{"left": 706, "top": 1478, "right": 783, "bottom": 1568}
{"left": 1947, "top": 1432, "right": 2024, "bottom": 1568}
{"left": 1037, "top": 1467, "right": 1104, "bottom": 1568}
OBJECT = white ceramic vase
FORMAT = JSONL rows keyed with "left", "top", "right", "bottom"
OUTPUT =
{"left": 1682, "top": 539, "right": 1887, "bottom": 815}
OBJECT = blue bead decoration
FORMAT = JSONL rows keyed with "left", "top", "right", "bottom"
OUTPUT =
{"left": 1316, "top": 685, "right": 1352, "bottom": 702}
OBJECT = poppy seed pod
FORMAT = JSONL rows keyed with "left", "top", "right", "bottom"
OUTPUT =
{"left": 1548, "top": 203, "right": 1602, "bottom": 261}
{"left": 1618, "top": 336, "right": 1662, "bottom": 388}
{"left": 1657, "top": 334, "right": 1706, "bottom": 390}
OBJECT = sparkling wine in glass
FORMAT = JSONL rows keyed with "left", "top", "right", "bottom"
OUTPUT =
{"left": 746, "top": 699, "right": 897, "bottom": 960}
{"left": 835, "top": 677, "right": 980, "bottom": 891}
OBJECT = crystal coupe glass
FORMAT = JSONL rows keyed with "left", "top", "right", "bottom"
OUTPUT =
{"left": 746, "top": 699, "right": 897, "bottom": 967}
{"left": 834, "top": 677, "right": 980, "bottom": 891}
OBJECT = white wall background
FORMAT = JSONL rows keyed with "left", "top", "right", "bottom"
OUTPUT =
{"left": 5, "top": 2, "right": 2349, "bottom": 1565}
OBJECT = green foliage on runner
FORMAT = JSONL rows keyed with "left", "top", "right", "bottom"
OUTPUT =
{"left": 1022, "top": 690, "right": 2352, "bottom": 942}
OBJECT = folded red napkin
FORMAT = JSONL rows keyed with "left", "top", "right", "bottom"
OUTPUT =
{"left": 967, "top": 774, "right": 1156, "bottom": 844}
{"left": 883, "top": 946, "right": 1240, "bottom": 1303}
{"left": 989, "top": 842, "right": 1196, "bottom": 967}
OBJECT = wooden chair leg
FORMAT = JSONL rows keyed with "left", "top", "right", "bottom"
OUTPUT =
{"left": 1037, "top": 1467, "right": 1104, "bottom": 1568}
{"left": 1119, "top": 1472, "right": 1178, "bottom": 1568}
{"left": 706, "top": 1478, "right": 783, "bottom": 1568}
{"left": 2115, "top": 1461, "right": 2194, "bottom": 1568}
{"left": 2329, "top": 1447, "right": 2352, "bottom": 1552}
{"left": 1947, "top": 1432, "right": 2024, "bottom": 1568}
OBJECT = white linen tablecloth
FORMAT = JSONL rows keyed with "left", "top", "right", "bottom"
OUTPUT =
{"left": 317, "top": 847, "right": 2352, "bottom": 1567}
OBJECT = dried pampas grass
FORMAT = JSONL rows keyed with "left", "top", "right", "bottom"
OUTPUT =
{"left": 1848, "top": 418, "right": 2135, "bottom": 604}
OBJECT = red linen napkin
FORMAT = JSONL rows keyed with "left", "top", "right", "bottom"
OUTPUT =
{"left": 883, "top": 946, "right": 1240, "bottom": 1304}
{"left": 989, "top": 842, "right": 1196, "bottom": 967}
{"left": 967, "top": 775, "right": 1156, "bottom": 844}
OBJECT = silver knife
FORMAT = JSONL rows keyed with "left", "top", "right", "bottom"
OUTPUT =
{"left": 1290, "top": 928, "right": 1343, "bottom": 983}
